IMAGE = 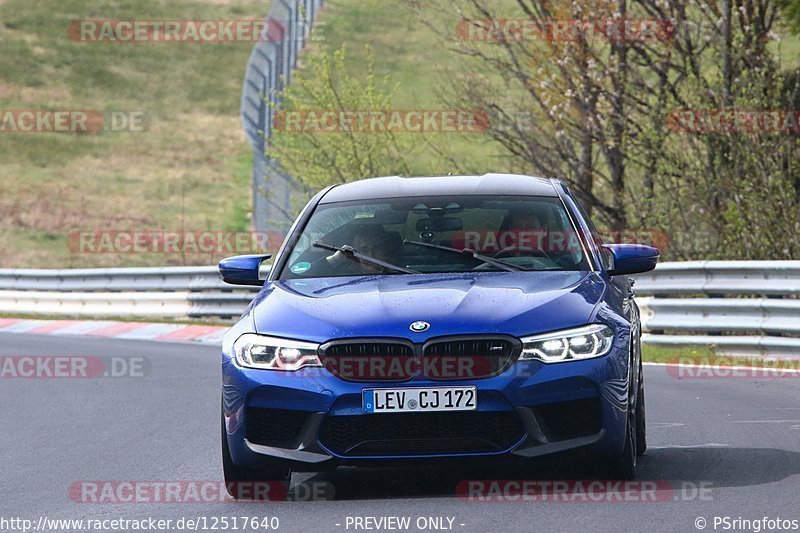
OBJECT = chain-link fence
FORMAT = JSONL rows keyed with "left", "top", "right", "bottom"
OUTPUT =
{"left": 240, "top": 0, "right": 324, "bottom": 235}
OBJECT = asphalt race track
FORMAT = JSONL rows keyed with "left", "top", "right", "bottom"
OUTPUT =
{"left": 1, "top": 332, "right": 798, "bottom": 533}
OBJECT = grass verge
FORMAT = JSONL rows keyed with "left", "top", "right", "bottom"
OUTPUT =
{"left": 0, "top": 0, "right": 262, "bottom": 268}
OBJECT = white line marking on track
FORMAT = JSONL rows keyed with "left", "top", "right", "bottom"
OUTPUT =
{"left": 730, "top": 420, "right": 800, "bottom": 424}
{"left": 648, "top": 443, "right": 732, "bottom": 449}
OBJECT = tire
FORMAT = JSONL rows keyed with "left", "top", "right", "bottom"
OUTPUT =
{"left": 221, "top": 410, "right": 291, "bottom": 499}
{"left": 635, "top": 358, "right": 647, "bottom": 456}
{"left": 605, "top": 355, "right": 639, "bottom": 479}
{"left": 606, "top": 409, "right": 637, "bottom": 479}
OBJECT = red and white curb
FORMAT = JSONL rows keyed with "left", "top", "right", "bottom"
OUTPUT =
{"left": 0, "top": 318, "right": 227, "bottom": 345}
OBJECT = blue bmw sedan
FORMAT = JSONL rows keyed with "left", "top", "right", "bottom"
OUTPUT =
{"left": 219, "top": 174, "right": 659, "bottom": 492}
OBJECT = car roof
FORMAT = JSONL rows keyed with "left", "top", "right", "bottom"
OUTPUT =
{"left": 318, "top": 174, "right": 560, "bottom": 204}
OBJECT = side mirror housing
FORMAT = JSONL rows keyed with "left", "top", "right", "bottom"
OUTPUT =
{"left": 603, "top": 244, "right": 659, "bottom": 276}
{"left": 218, "top": 254, "right": 272, "bottom": 286}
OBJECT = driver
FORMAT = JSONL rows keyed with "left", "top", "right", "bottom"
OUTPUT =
{"left": 498, "top": 207, "right": 548, "bottom": 255}
{"left": 503, "top": 206, "right": 579, "bottom": 262}
{"left": 505, "top": 208, "right": 544, "bottom": 231}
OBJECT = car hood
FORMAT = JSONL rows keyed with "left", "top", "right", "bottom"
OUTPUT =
{"left": 251, "top": 271, "right": 606, "bottom": 343}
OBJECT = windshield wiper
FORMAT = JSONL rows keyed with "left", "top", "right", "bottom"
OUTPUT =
{"left": 403, "top": 239, "right": 529, "bottom": 272}
{"left": 312, "top": 242, "right": 420, "bottom": 275}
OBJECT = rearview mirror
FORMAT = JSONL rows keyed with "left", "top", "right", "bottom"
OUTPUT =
{"left": 415, "top": 217, "right": 463, "bottom": 232}
{"left": 603, "top": 244, "right": 659, "bottom": 276}
{"left": 218, "top": 254, "right": 272, "bottom": 286}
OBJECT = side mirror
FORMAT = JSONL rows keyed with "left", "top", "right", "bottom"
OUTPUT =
{"left": 218, "top": 254, "right": 272, "bottom": 286}
{"left": 602, "top": 244, "right": 659, "bottom": 276}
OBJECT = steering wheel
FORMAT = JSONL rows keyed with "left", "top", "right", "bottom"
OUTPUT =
{"left": 492, "top": 244, "right": 555, "bottom": 264}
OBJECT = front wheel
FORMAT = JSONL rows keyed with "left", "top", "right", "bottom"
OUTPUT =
{"left": 605, "top": 358, "right": 642, "bottom": 479}
{"left": 635, "top": 358, "right": 647, "bottom": 456}
{"left": 221, "top": 410, "right": 291, "bottom": 499}
{"left": 605, "top": 408, "right": 637, "bottom": 479}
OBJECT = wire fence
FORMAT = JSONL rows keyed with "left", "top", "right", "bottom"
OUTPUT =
{"left": 241, "top": 0, "right": 324, "bottom": 234}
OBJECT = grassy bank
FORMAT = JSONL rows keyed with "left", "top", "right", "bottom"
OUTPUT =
{"left": 0, "top": 0, "right": 263, "bottom": 267}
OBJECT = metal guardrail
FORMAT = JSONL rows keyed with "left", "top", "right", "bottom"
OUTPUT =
{"left": 634, "top": 260, "right": 800, "bottom": 296}
{"left": 636, "top": 298, "right": 800, "bottom": 335}
{"left": 1, "top": 262, "right": 799, "bottom": 355}
{"left": 0, "top": 267, "right": 231, "bottom": 292}
{"left": 0, "top": 267, "right": 261, "bottom": 319}
{"left": 0, "top": 291, "right": 255, "bottom": 319}
{"left": 241, "top": 0, "right": 323, "bottom": 235}
{"left": 634, "top": 261, "right": 800, "bottom": 356}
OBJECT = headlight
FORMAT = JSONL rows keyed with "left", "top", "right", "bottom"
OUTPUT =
{"left": 519, "top": 324, "right": 614, "bottom": 363}
{"left": 233, "top": 333, "right": 322, "bottom": 371}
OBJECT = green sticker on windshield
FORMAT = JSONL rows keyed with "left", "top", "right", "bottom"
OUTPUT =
{"left": 291, "top": 261, "right": 311, "bottom": 274}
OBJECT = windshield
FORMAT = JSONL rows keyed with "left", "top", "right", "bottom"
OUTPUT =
{"left": 277, "top": 195, "right": 590, "bottom": 279}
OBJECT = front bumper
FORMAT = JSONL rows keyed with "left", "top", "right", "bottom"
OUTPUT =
{"left": 222, "top": 340, "right": 630, "bottom": 468}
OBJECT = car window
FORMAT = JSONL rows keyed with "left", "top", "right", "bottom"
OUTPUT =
{"left": 279, "top": 195, "right": 591, "bottom": 279}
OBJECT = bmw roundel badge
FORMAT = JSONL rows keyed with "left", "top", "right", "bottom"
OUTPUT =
{"left": 409, "top": 321, "right": 430, "bottom": 333}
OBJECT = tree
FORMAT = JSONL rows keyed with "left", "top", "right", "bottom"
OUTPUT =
{"left": 777, "top": 0, "right": 800, "bottom": 33}
{"left": 267, "top": 45, "right": 412, "bottom": 192}
{"left": 406, "top": 0, "right": 800, "bottom": 259}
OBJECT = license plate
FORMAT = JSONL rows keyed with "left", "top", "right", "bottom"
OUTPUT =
{"left": 362, "top": 386, "right": 477, "bottom": 414}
